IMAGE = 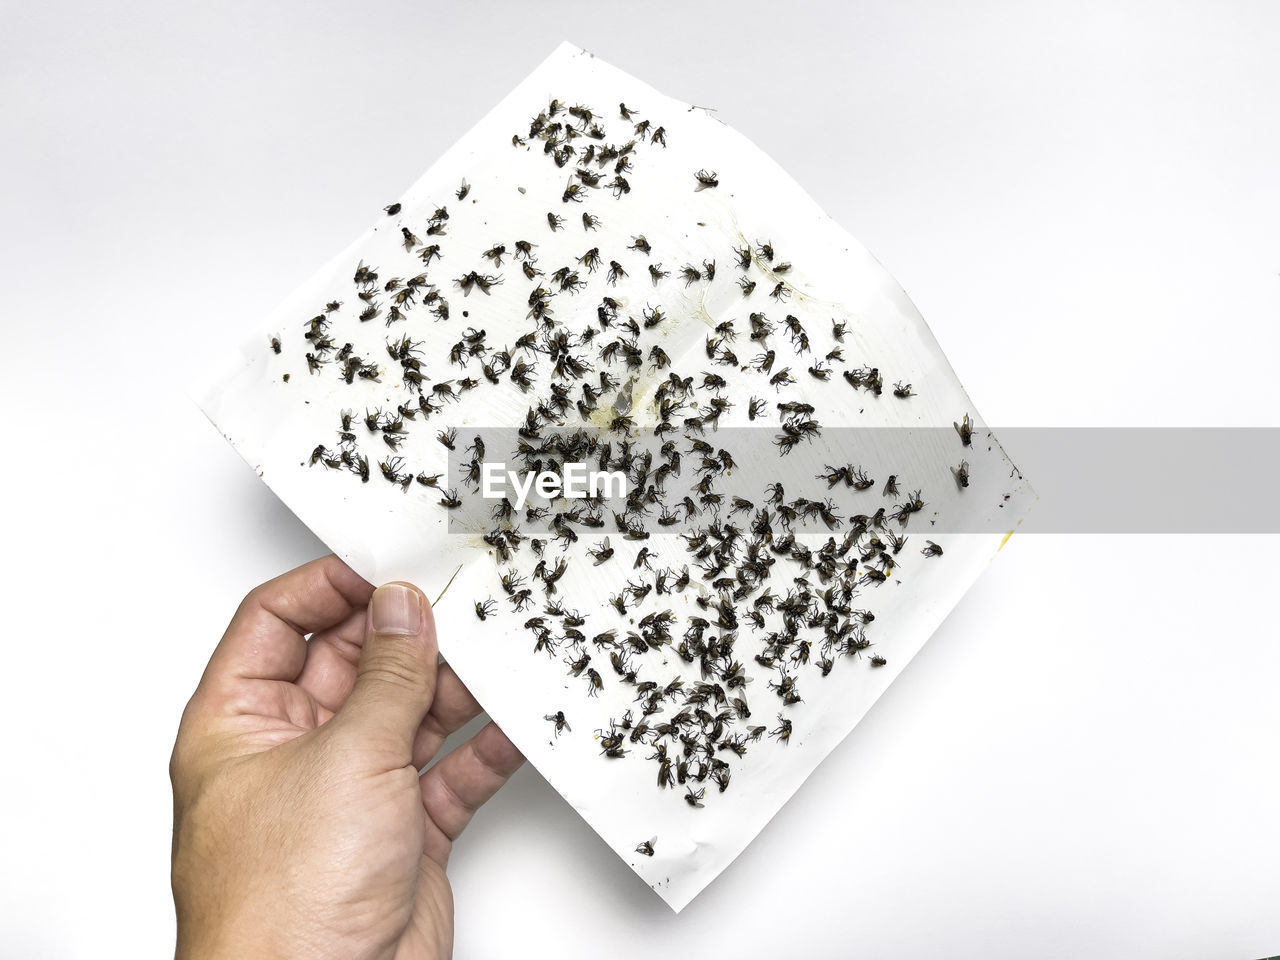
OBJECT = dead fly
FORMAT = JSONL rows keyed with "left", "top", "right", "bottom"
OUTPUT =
{"left": 589, "top": 537, "right": 615, "bottom": 565}
{"left": 751, "top": 349, "right": 776, "bottom": 374}
{"left": 580, "top": 212, "right": 600, "bottom": 231}
{"left": 738, "top": 277, "right": 756, "bottom": 296}
{"left": 539, "top": 557, "right": 568, "bottom": 593}
{"left": 401, "top": 226, "right": 420, "bottom": 250}
{"left": 430, "top": 380, "right": 460, "bottom": 405}
{"left": 439, "top": 488, "right": 462, "bottom": 508}
{"left": 455, "top": 271, "right": 502, "bottom": 295}
{"left": 550, "top": 264, "right": 585, "bottom": 293}
{"left": 648, "top": 263, "right": 669, "bottom": 285}
{"left": 475, "top": 597, "right": 497, "bottom": 621}
{"left": 694, "top": 169, "right": 719, "bottom": 190}
{"left": 955, "top": 413, "right": 974, "bottom": 446}
{"left": 893, "top": 381, "right": 914, "bottom": 398}
{"left": 269, "top": 336, "right": 281, "bottom": 354}
{"left": 309, "top": 444, "right": 338, "bottom": 468}
{"left": 437, "top": 428, "right": 457, "bottom": 450}
{"left": 649, "top": 345, "right": 669, "bottom": 370}
{"left": 510, "top": 360, "right": 536, "bottom": 390}
{"left": 606, "top": 260, "right": 626, "bottom": 284}
{"left": 819, "top": 464, "right": 849, "bottom": 488}
{"left": 635, "top": 837, "right": 656, "bottom": 857}
{"left": 652, "top": 126, "right": 667, "bottom": 146}
{"left": 769, "top": 281, "right": 790, "bottom": 301}
{"left": 379, "top": 456, "right": 410, "bottom": 486}
{"left": 456, "top": 179, "right": 471, "bottom": 200}
{"left": 482, "top": 243, "right": 507, "bottom": 266}
{"left": 684, "top": 787, "right": 706, "bottom": 808}
{"left": 578, "top": 247, "right": 602, "bottom": 272}
{"left": 547, "top": 212, "right": 565, "bottom": 231}
{"left": 883, "top": 475, "right": 899, "bottom": 497}
{"left": 383, "top": 202, "right": 401, "bottom": 216}
{"left": 351, "top": 454, "right": 369, "bottom": 482}
{"left": 416, "top": 472, "right": 441, "bottom": 487}
{"left": 769, "top": 715, "right": 793, "bottom": 744}
{"left": 418, "top": 244, "right": 442, "bottom": 264}
{"left": 870, "top": 654, "right": 888, "bottom": 667}
{"left": 544, "top": 711, "right": 571, "bottom": 737}
{"left": 495, "top": 570, "right": 527, "bottom": 601}
{"left": 576, "top": 167, "right": 601, "bottom": 187}
{"left": 609, "top": 175, "right": 631, "bottom": 198}
{"left": 952, "top": 459, "right": 970, "bottom": 489}
{"left": 680, "top": 264, "right": 703, "bottom": 286}
{"left": 710, "top": 766, "right": 731, "bottom": 793}
{"left": 629, "top": 235, "right": 652, "bottom": 255}
{"left": 562, "top": 183, "right": 585, "bottom": 203}
{"left": 922, "top": 540, "right": 944, "bottom": 557}
{"left": 748, "top": 396, "right": 768, "bottom": 420}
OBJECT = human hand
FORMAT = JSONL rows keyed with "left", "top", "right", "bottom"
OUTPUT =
{"left": 171, "top": 555, "right": 524, "bottom": 960}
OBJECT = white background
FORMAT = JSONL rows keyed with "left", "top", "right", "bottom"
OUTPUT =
{"left": 1, "top": 1, "right": 1277, "bottom": 957}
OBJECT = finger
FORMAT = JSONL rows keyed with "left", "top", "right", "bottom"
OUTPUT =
{"left": 418, "top": 721, "right": 525, "bottom": 842}
{"left": 302, "top": 624, "right": 481, "bottom": 741}
{"left": 410, "top": 662, "right": 484, "bottom": 770}
{"left": 336, "top": 583, "right": 438, "bottom": 762}
{"left": 203, "top": 555, "right": 372, "bottom": 688}
{"left": 293, "top": 606, "right": 369, "bottom": 717}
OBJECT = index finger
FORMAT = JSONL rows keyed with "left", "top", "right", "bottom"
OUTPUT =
{"left": 201, "top": 555, "right": 374, "bottom": 690}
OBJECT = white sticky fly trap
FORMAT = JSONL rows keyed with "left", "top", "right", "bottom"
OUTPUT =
{"left": 195, "top": 41, "right": 1034, "bottom": 911}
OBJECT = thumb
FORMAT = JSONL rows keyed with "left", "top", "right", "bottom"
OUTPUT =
{"left": 339, "top": 582, "right": 438, "bottom": 762}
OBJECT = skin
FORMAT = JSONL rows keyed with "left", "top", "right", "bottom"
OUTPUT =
{"left": 171, "top": 555, "right": 524, "bottom": 960}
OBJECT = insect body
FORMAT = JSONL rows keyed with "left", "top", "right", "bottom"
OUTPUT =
{"left": 545, "top": 711, "right": 571, "bottom": 737}
{"left": 694, "top": 169, "right": 719, "bottom": 190}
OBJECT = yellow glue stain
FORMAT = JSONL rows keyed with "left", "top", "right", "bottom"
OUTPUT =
{"left": 999, "top": 531, "right": 1014, "bottom": 551}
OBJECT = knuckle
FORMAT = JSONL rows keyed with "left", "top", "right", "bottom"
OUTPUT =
{"left": 362, "top": 644, "right": 427, "bottom": 691}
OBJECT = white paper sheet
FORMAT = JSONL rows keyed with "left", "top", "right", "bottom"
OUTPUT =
{"left": 194, "top": 42, "right": 1033, "bottom": 911}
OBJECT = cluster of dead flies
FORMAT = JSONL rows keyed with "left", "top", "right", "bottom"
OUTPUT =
{"left": 276, "top": 95, "right": 975, "bottom": 819}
